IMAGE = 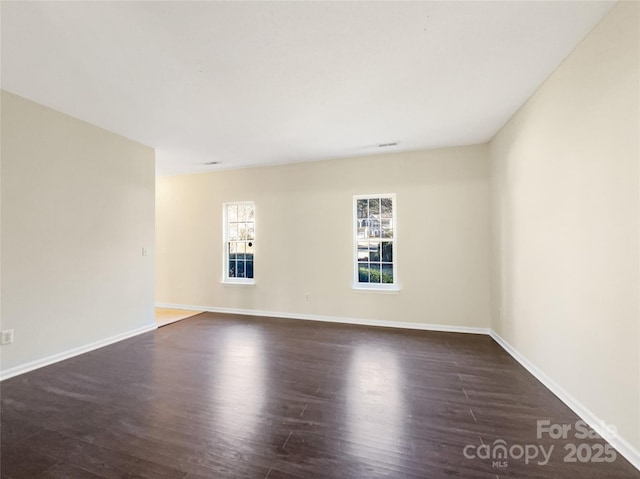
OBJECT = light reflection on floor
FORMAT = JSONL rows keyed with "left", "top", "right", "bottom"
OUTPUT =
{"left": 347, "top": 345, "right": 406, "bottom": 456}
{"left": 215, "top": 326, "right": 266, "bottom": 437}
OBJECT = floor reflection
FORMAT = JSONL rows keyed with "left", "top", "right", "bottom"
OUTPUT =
{"left": 216, "top": 325, "right": 266, "bottom": 438}
{"left": 346, "top": 345, "right": 406, "bottom": 456}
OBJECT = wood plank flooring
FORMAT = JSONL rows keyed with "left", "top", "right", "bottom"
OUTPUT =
{"left": 1, "top": 313, "right": 638, "bottom": 478}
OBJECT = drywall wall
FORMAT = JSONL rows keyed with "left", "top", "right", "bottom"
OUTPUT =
{"left": 156, "top": 145, "right": 491, "bottom": 330}
{"left": 490, "top": 0, "right": 639, "bottom": 455}
{"left": 1, "top": 90, "right": 156, "bottom": 375}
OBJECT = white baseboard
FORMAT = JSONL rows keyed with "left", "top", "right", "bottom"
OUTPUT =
{"left": 155, "top": 302, "right": 490, "bottom": 335}
{"left": 490, "top": 330, "right": 640, "bottom": 471}
{"left": 0, "top": 322, "right": 157, "bottom": 381}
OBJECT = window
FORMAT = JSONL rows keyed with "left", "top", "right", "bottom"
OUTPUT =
{"left": 354, "top": 194, "right": 397, "bottom": 289}
{"left": 223, "top": 202, "right": 255, "bottom": 283}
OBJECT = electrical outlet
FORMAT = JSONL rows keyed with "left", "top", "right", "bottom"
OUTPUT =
{"left": 142, "top": 247, "right": 149, "bottom": 256}
{"left": 1, "top": 330, "right": 14, "bottom": 345}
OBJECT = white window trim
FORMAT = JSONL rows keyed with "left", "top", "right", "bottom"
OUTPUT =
{"left": 222, "top": 201, "right": 256, "bottom": 285}
{"left": 352, "top": 193, "right": 399, "bottom": 291}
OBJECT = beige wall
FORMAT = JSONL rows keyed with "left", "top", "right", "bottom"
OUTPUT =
{"left": 156, "top": 145, "right": 491, "bottom": 329}
{"left": 0, "top": 91, "right": 156, "bottom": 374}
{"left": 490, "top": 0, "right": 639, "bottom": 452}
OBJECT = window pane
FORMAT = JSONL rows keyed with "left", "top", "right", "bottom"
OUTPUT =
{"left": 228, "top": 205, "right": 237, "bottom": 223}
{"left": 369, "top": 242, "right": 380, "bottom": 262}
{"left": 238, "top": 224, "right": 247, "bottom": 240}
{"left": 357, "top": 242, "right": 369, "bottom": 262}
{"left": 381, "top": 198, "right": 393, "bottom": 218}
{"left": 246, "top": 260, "right": 254, "bottom": 279}
{"left": 237, "top": 260, "right": 246, "bottom": 278}
{"left": 236, "top": 242, "right": 246, "bottom": 260}
{"left": 246, "top": 225, "right": 255, "bottom": 240}
{"left": 229, "top": 223, "right": 238, "bottom": 241}
{"left": 246, "top": 242, "right": 255, "bottom": 256}
{"left": 229, "top": 260, "right": 236, "bottom": 278}
{"left": 381, "top": 218, "right": 393, "bottom": 238}
{"left": 382, "top": 264, "right": 393, "bottom": 283}
{"left": 229, "top": 242, "right": 237, "bottom": 254}
{"left": 382, "top": 242, "right": 393, "bottom": 262}
{"left": 369, "top": 263, "right": 381, "bottom": 283}
{"left": 367, "top": 221, "right": 380, "bottom": 238}
{"left": 369, "top": 198, "right": 380, "bottom": 216}
{"left": 357, "top": 199, "right": 368, "bottom": 219}
{"left": 358, "top": 265, "right": 370, "bottom": 283}
{"left": 246, "top": 204, "right": 255, "bottom": 221}
{"left": 238, "top": 204, "right": 246, "bottom": 222}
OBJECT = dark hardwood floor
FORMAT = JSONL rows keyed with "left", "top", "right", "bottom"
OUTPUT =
{"left": 1, "top": 313, "right": 638, "bottom": 478}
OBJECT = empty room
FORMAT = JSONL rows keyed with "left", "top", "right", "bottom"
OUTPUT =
{"left": 1, "top": 1, "right": 639, "bottom": 478}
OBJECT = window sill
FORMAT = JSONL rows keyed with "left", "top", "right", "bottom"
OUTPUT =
{"left": 221, "top": 279, "right": 256, "bottom": 286}
{"left": 352, "top": 285, "right": 400, "bottom": 294}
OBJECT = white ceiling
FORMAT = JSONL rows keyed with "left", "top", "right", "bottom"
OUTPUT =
{"left": 1, "top": 1, "right": 616, "bottom": 176}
